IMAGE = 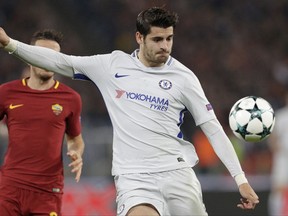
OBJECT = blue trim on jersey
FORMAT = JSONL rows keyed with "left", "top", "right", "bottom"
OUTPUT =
{"left": 131, "top": 50, "right": 137, "bottom": 57}
{"left": 177, "top": 107, "right": 188, "bottom": 138}
{"left": 73, "top": 73, "right": 91, "bottom": 81}
{"left": 177, "top": 131, "right": 183, "bottom": 139}
{"left": 167, "top": 56, "right": 173, "bottom": 66}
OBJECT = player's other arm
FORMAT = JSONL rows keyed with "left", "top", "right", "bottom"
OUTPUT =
{"left": 200, "top": 119, "right": 259, "bottom": 209}
{"left": 66, "top": 134, "right": 85, "bottom": 182}
{"left": 0, "top": 27, "right": 74, "bottom": 78}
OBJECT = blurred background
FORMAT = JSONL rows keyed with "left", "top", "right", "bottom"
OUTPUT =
{"left": 0, "top": 0, "right": 288, "bottom": 215}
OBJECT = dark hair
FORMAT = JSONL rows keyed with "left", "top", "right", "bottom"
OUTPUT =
{"left": 136, "top": 7, "right": 179, "bottom": 36}
{"left": 30, "top": 29, "right": 63, "bottom": 47}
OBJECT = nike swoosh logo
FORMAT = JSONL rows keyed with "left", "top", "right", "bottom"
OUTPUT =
{"left": 115, "top": 73, "right": 129, "bottom": 78}
{"left": 9, "top": 104, "right": 24, "bottom": 110}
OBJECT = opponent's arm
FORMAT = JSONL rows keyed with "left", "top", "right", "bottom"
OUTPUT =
{"left": 66, "top": 134, "right": 85, "bottom": 182}
{"left": 0, "top": 27, "right": 74, "bottom": 77}
{"left": 200, "top": 119, "right": 259, "bottom": 209}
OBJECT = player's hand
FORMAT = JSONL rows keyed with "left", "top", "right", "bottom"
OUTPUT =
{"left": 237, "top": 183, "right": 259, "bottom": 210}
{"left": 67, "top": 150, "right": 83, "bottom": 182}
{"left": 0, "top": 27, "right": 10, "bottom": 48}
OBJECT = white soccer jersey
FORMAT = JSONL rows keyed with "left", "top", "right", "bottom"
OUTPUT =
{"left": 13, "top": 42, "right": 244, "bottom": 177}
{"left": 71, "top": 49, "right": 217, "bottom": 175}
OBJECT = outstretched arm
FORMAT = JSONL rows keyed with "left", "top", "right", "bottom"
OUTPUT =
{"left": 200, "top": 119, "right": 259, "bottom": 209}
{"left": 0, "top": 27, "right": 74, "bottom": 77}
{"left": 66, "top": 134, "right": 85, "bottom": 182}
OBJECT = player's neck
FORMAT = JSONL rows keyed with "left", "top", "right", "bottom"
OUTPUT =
{"left": 26, "top": 77, "right": 56, "bottom": 91}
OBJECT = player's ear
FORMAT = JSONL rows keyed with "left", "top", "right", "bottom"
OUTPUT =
{"left": 135, "top": 32, "right": 143, "bottom": 45}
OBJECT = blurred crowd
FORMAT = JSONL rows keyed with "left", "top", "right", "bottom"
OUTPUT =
{"left": 0, "top": 0, "right": 288, "bottom": 178}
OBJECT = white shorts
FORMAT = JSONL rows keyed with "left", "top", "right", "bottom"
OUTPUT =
{"left": 114, "top": 167, "right": 208, "bottom": 216}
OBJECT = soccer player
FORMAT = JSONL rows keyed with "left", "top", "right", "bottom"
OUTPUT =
{"left": 268, "top": 90, "right": 288, "bottom": 216}
{"left": 0, "top": 29, "right": 84, "bottom": 216}
{"left": 0, "top": 7, "right": 258, "bottom": 216}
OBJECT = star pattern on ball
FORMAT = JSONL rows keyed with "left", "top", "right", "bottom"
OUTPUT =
{"left": 228, "top": 96, "right": 275, "bottom": 142}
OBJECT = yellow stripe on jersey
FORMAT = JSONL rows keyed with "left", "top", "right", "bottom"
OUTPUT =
{"left": 22, "top": 78, "right": 27, "bottom": 86}
{"left": 54, "top": 80, "right": 60, "bottom": 89}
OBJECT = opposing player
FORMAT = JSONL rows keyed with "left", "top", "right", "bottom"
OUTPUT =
{"left": 268, "top": 89, "right": 288, "bottom": 216}
{"left": 0, "top": 7, "right": 258, "bottom": 216}
{"left": 0, "top": 29, "right": 84, "bottom": 216}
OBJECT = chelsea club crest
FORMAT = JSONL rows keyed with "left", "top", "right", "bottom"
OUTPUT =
{"left": 159, "top": 79, "right": 172, "bottom": 90}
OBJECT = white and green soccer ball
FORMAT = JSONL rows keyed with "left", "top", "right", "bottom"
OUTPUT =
{"left": 228, "top": 96, "right": 275, "bottom": 142}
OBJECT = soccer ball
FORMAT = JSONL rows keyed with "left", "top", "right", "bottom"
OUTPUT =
{"left": 228, "top": 96, "right": 275, "bottom": 142}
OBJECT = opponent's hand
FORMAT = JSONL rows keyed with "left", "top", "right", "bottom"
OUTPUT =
{"left": 67, "top": 150, "right": 83, "bottom": 182}
{"left": 0, "top": 27, "right": 10, "bottom": 48}
{"left": 237, "top": 183, "right": 259, "bottom": 209}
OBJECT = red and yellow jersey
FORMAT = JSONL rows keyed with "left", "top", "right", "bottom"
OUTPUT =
{"left": 0, "top": 78, "right": 82, "bottom": 193}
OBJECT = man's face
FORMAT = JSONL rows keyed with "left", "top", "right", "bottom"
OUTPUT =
{"left": 31, "top": 39, "right": 60, "bottom": 81}
{"left": 137, "top": 26, "right": 174, "bottom": 67}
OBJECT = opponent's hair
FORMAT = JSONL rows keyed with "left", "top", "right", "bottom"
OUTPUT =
{"left": 136, "top": 7, "right": 179, "bottom": 36}
{"left": 30, "top": 29, "right": 63, "bottom": 47}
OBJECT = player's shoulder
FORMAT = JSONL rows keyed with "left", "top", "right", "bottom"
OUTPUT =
{"left": 56, "top": 81, "right": 80, "bottom": 96}
{"left": 107, "top": 50, "right": 135, "bottom": 67}
{"left": 0, "top": 80, "right": 23, "bottom": 101}
{"left": 0, "top": 79, "right": 22, "bottom": 90}
{"left": 111, "top": 50, "right": 129, "bottom": 56}
{"left": 170, "top": 57, "right": 198, "bottom": 78}
{"left": 111, "top": 50, "right": 133, "bottom": 60}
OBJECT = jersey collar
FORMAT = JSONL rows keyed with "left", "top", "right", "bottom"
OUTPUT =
{"left": 22, "top": 78, "right": 60, "bottom": 89}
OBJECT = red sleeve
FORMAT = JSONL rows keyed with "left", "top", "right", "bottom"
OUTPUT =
{"left": 65, "top": 91, "right": 82, "bottom": 137}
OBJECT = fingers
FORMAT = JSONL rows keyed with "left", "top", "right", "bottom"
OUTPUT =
{"left": 247, "top": 189, "right": 259, "bottom": 201}
{"left": 68, "top": 158, "right": 82, "bottom": 173}
{"left": 67, "top": 151, "right": 78, "bottom": 161}
{"left": 237, "top": 198, "right": 259, "bottom": 210}
{"left": 74, "top": 167, "right": 82, "bottom": 183}
{"left": 238, "top": 183, "right": 259, "bottom": 210}
{"left": 67, "top": 151, "right": 83, "bottom": 182}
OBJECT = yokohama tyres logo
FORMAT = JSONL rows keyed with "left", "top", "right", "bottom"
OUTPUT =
{"left": 115, "top": 89, "right": 169, "bottom": 111}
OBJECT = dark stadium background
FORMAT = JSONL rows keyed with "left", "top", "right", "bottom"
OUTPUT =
{"left": 1, "top": 0, "right": 288, "bottom": 215}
